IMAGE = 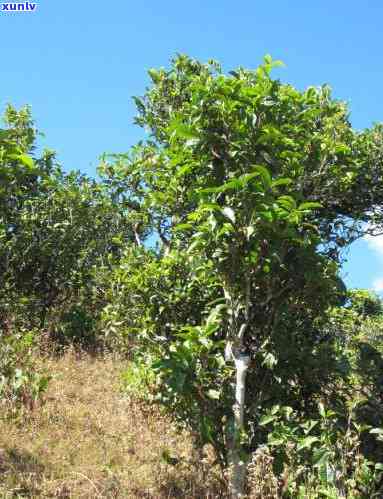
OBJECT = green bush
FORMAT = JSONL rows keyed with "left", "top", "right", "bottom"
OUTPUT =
{"left": 0, "top": 330, "right": 50, "bottom": 409}
{"left": 53, "top": 304, "right": 98, "bottom": 347}
{"left": 254, "top": 403, "right": 383, "bottom": 498}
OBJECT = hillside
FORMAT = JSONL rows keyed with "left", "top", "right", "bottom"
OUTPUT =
{"left": 0, "top": 352, "right": 223, "bottom": 498}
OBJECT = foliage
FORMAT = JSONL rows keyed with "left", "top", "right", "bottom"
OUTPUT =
{"left": 0, "top": 106, "right": 142, "bottom": 345}
{"left": 256, "top": 403, "right": 382, "bottom": 498}
{"left": 0, "top": 330, "right": 50, "bottom": 409}
{"left": 121, "top": 359, "right": 156, "bottom": 402}
{"left": 346, "top": 289, "right": 383, "bottom": 318}
{"left": 97, "top": 246, "right": 220, "bottom": 349}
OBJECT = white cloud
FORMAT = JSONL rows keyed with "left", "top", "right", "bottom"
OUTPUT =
{"left": 365, "top": 233, "right": 383, "bottom": 258}
{"left": 364, "top": 233, "right": 383, "bottom": 293}
{"left": 373, "top": 277, "right": 383, "bottom": 292}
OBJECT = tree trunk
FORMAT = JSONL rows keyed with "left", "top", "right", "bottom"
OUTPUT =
{"left": 224, "top": 282, "right": 251, "bottom": 498}
{"left": 227, "top": 352, "right": 251, "bottom": 498}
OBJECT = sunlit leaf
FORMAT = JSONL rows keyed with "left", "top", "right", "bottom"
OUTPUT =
{"left": 222, "top": 207, "right": 235, "bottom": 223}
{"left": 297, "top": 436, "right": 319, "bottom": 451}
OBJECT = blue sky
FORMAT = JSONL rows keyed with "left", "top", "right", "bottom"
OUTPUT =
{"left": 1, "top": 0, "right": 382, "bottom": 292}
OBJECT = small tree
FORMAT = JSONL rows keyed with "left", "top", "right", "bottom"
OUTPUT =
{"left": 105, "top": 55, "right": 383, "bottom": 496}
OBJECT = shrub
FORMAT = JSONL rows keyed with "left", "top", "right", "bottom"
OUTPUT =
{"left": 0, "top": 330, "right": 50, "bottom": 410}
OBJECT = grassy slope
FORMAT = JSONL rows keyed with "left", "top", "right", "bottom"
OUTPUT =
{"left": 0, "top": 352, "right": 223, "bottom": 498}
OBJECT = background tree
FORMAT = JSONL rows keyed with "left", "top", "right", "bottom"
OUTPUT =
{"left": 0, "top": 106, "right": 145, "bottom": 344}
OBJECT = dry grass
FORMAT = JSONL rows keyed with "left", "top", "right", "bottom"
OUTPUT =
{"left": 0, "top": 351, "right": 225, "bottom": 498}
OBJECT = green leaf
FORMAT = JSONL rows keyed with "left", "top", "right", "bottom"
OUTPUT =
{"left": 253, "top": 165, "right": 272, "bottom": 189}
{"left": 198, "top": 186, "right": 221, "bottom": 194}
{"left": 302, "top": 420, "right": 319, "bottom": 435}
{"left": 298, "top": 202, "right": 322, "bottom": 211}
{"left": 277, "top": 195, "right": 296, "bottom": 211}
{"left": 198, "top": 203, "right": 221, "bottom": 213}
{"left": 188, "top": 240, "right": 202, "bottom": 254}
{"left": 169, "top": 119, "right": 199, "bottom": 140}
{"left": 246, "top": 226, "right": 255, "bottom": 239}
{"left": 306, "top": 87, "right": 317, "bottom": 100}
{"left": 148, "top": 68, "right": 160, "bottom": 83}
{"left": 238, "top": 172, "right": 259, "bottom": 185}
{"left": 18, "top": 154, "right": 35, "bottom": 169}
{"left": 206, "top": 304, "right": 226, "bottom": 325}
{"left": 283, "top": 406, "right": 294, "bottom": 418}
{"left": 8, "top": 153, "right": 35, "bottom": 170}
{"left": 297, "top": 436, "right": 319, "bottom": 451}
{"left": 271, "top": 405, "right": 280, "bottom": 415}
{"left": 271, "top": 177, "right": 293, "bottom": 189}
{"left": 318, "top": 402, "right": 326, "bottom": 418}
{"left": 207, "top": 389, "right": 220, "bottom": 400}
{"left": 313, "top": 448, "right": 330, "bottom": 467}
{"left": 200, "top": 416, "right": 215, "bottom": 444}
{"left": 259, "top": 211, "right": 273, "bottom": 222}
{"left": 268, "top": 436, "right": 284, "bottom": 447}
{"left": 199, "top": 179, "right": 248, "bottom": 194}
{"left": 259, "top": 414, "right": 278, "bottom": 426}
{"left": 174, "top": 223, "right": 193, "bottom": 232}
{"left": 263, "top": 352, "right": 277, "bottom": 368}
{"left": 176, "top": 164, "right": 194, "bottom": 177}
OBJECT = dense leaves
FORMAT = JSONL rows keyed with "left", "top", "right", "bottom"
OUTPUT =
{"left": 0, "top": 106, "right": 142, "bottom": 342}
